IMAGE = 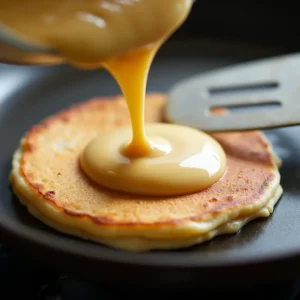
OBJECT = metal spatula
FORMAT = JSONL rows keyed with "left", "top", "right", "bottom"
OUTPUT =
{"left": 166, "top": 52, "right": 300, "bottom": 132}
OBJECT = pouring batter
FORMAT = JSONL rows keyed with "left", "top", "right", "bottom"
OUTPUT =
{"left": 1, "top": 0, "right": 226, "bottom": 196}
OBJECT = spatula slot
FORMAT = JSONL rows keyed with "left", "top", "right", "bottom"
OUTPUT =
{"left": 210, "top": 101, "right": 281, "bottom": 115}
{"left": 209, "top": 82, "right": 279, "bottom": 96}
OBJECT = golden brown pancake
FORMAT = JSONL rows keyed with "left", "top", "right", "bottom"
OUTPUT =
{"left": 9, "top": 93, "right": 282, "bottom": 251}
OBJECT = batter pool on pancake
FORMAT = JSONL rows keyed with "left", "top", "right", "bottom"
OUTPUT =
{"left": 10, "top": 94, "right": 283, "bottom": 251}
{"left": 80, "top": 123, "right": 227, "bottom": 196}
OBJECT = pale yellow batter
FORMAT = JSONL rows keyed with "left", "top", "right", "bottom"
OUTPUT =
{"left": 80, "top": 123, "right": 227, "bottom": 196}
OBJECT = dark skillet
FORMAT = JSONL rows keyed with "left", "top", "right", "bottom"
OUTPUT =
{"left": 0, "top": 36, "right": 299, "bottom": 287}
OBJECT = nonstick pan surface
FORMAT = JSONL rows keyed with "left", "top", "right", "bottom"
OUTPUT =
{"left": 0, "top": 38, "right": 299, "bottom": 287}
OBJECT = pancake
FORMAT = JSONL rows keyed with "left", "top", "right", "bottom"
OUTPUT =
{"left": 9, "top": 93, "right": 282, "bottom": 251}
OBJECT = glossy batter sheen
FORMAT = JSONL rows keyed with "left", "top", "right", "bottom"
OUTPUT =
{"left": 80, "top": 123, "right": 227, "bottom": 196}
{"left": 0, "top": 0, "right": 227, "bottom": 196}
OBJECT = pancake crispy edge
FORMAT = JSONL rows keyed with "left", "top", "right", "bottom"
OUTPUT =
{"left": 9, "top": 93, "right": 283, "bottom": 251}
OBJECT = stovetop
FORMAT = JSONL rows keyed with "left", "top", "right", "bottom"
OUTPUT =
{"left": 1, "top": 243, "right": 300, "bottom": 300}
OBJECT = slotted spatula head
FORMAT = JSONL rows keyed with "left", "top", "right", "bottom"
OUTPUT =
{"left": 166, "top": 53, "right": 300, "bottom": 132}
